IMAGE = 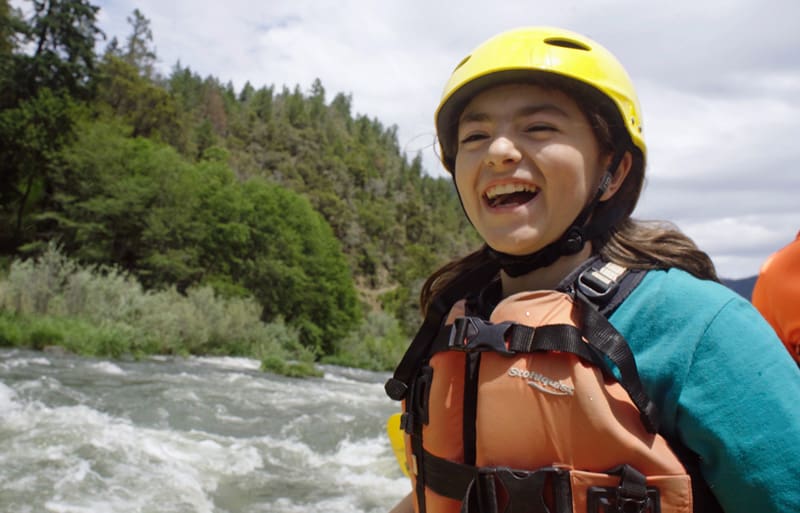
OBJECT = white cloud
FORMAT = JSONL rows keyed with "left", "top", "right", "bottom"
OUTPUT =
{"left": 678, "top": 216, "right": 799, "bottom": 278}
{"left": 642, "top": 80, "right": 800, "bottom": 182}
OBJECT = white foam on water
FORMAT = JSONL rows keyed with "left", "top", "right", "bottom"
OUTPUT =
{"left": 0, "top": 397, "right": 264, "bottom": 513}
{"left": 87, "top": 361, "right": 125, "bottom": 375}
{"left": 1, "top": 353, "right": 410, "bottom": 513}
{"left": 269, "top": 495, "right": 360, "bottom": 513}
{"left": 0, "top": 354, "right": 52, "bottom": 370}
{"left": 322, "top": 372, "right": 371, "bottom": 385}
{"left": 190, "top": 355, "right": 261, "bottom": 372}
{"left": 257, "top": 429, "right": 408, "bottom": 512}
{"left": 0, "top": 381, "right": 19, "bottom": 413}
{"left": 333, "top": 434, "right": 408, "bottom": 485}
{"left": 298, "top": 382, "right": 389, "bottom": 411}
{"left": 261, "top": 431, "right": 327, "bottom": 470}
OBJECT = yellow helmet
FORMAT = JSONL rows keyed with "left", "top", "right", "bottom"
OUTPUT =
{"left": 435, "top": 27, "right": 645, "bottom": 170}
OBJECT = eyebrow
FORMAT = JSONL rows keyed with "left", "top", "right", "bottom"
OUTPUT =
{"left": 459, "top": 103, "right": 570, "bottom": 125}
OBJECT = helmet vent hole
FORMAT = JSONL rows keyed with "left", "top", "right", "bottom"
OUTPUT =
{"left": 453, "top": 55, "right": 471, "bottom": 72}
{"left": 544, "top": 38, "right": 591, "bottom": 51}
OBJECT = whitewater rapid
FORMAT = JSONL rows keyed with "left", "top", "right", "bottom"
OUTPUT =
{"left": 0, "top": 349, "right": 408, "bottom": 512}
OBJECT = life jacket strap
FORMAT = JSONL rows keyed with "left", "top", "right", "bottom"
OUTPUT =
{"left": 422, "top": 449, "right": 664, "bottom": 513}
{"left": 385, "top": 259, "right": 500, "bottom": 401}
{"left": 427, "top": 313, "right": 659, "bottom": 432}
{"left": 586, "top": 464, "right": 661, "bottom": 513}
{"left": 434, "top": 319, "right": 599, "bottom": 362}
{"left": 421, "top": 449, "right": 572, "bottom": 513}
{"left": 578, "top": 299, "right": 660, "bottom": 433}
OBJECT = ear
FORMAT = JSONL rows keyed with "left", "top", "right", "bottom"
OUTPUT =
{"left": 600, "top": 151, "right": 632, "bottom": 201}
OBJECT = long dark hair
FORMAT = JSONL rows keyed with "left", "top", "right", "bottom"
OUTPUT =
{"left": 421, "top": 76, "right": 718, "bottom": 315}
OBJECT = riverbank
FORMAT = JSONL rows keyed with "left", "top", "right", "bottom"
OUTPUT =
{"left": 0, "top": 244, "right": 323, "bottom": 377}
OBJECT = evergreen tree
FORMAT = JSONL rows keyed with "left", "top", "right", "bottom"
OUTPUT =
{"left": 0, "top": 0, "right": 104, "bottom": 251}
{"left": 95, "top": 53, "right": 186, "bottom": 149}
{"left": 13, "top": 0, "right": 104, "bottom": 101}
{"left": 123, "top": 8, "right": 156, "bottom": 78}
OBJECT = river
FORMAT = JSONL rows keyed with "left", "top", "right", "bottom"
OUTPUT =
{"left": 0, "top": 348, "right": 408, "bottom": 513}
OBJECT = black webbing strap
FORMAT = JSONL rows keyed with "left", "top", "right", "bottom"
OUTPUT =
{"left": 422, "top": 303, "right": 659, "bottom": 432}
{"left": 428, "top": 319, "right": 607, "bottom": 371}
{"left": 422, "top": 449, "right": 571, "bottom": 513}
{"left": 421, "top": 446, "right": 476, "bottom": 499}
{"left": 385, "top": 260, "right": 500, "bottom": 401}
{"left": 586, "top": 464, "right": 660, "bottom": 513}
{"left": 410, "top": 432, "right": 428, "bottom": 513}
{"left": 387, "top": 256, "right": 647, "bottom": 403}
{"left": 578, "top": 296, "right": 660, "bottom": 433}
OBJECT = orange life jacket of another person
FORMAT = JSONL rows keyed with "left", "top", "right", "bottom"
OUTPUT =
{"left": 388, "top": 261, "right": 693, "bottom": 513}
{"left": 752, "top": 232, "right": 800, "bottom": 364}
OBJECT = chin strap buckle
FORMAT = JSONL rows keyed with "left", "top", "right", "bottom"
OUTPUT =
{"left": 561, "top": 226, "right": 586, "bottom": 255}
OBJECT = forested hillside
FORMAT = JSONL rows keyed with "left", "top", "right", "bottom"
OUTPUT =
{"left": 0, "top": 1, "right": 479, "bottom": 369}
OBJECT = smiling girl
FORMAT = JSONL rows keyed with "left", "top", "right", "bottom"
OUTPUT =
{"left": 386, "top": 27, "right": 800, "bottom": 513}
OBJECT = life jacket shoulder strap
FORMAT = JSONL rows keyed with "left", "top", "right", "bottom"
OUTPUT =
{"left": 384, "top": 261, "right": 500, "bottom": 401}
{"left": 569, "top": 257, "right": 647, "bottom": 316}
{"left": 428, "top": 304, "right": 660, "bottom": 432}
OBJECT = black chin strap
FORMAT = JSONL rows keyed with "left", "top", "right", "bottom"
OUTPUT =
{"left": 489, "top": 150, "right": 626, "bottom": 278}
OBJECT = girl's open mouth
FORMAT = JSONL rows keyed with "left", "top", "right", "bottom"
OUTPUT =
{"left": 484, "top": 183, "right": 539, "bottom": 208}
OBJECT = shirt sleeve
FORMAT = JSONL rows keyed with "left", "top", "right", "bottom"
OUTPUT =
{"left": 675, "top": 296, "right": 800, "bottom": 513}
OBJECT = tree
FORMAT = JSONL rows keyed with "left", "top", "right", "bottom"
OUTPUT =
{"left": 238, "top": 81, "right": 254, "bottom": 103}
{"left": 123, "top": 8, "right": 156, "bottom": 78}
{"left": 0, "top": 88, "right": 81, "bottom": 250}
{"left": 0, "top": 0, "right": 20, "bottom": 67}
{"left": 0, "top": 0, "right": 104, "bottom": 251}
{"left": 14, "top": 0, "right": 104, "bottom": 101}
{"left": 201, "top": 79, "right": 228, "bottom": 136}
{"left": 194, "top": 176, "right": 361, "bottom": 354}
{"left": 41, "top": 119, "right": 204, "bottom": 287}
{"left": 95, "top": 54, "right": 186, "bottom": 148}
{"left": 43, "top": 119, "right": 360, "bottom": 353}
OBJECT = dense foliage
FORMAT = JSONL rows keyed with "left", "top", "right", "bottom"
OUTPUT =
{"left": 0, "top": 1, "right": 479, "bottom": 368}
{"left": 0, "top": 243, "right": 320, "bottom": 376}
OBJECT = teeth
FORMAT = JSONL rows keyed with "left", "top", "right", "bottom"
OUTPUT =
{"left": 485, "top": 183, "right": 538, "bottom": 199}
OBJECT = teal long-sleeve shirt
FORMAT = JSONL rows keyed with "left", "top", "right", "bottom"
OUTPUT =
{"left": 609, "top": 268, "right": 800, "bottom": 512}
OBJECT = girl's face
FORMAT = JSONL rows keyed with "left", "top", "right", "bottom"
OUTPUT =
{"left": 454, "top": 83, "right": 607, "bottom": 256}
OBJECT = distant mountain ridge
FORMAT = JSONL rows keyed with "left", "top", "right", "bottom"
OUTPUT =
{"left": 721, "top": 276, "right": 758, "bottom": 300}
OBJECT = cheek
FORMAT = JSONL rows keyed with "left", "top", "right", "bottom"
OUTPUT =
{"left": 541, "top": 147, "right": 600, "bottom": 195}
{"left": 452, "top": 168, "right": 479, "bottom": 217}
{"left": 453, "top": 160, "right": 477, "bottom": 197}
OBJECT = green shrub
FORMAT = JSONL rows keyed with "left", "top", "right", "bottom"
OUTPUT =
{"left": 29, "top": 326, "right": 64, "bottom": 350}
{"left": 323, "top": 310, "right": 409, "bottom": 371}
{"left": 0, "top": 246, "right": 317, "bottom": 375}
{"left": 261, "top": 354, "right": 322, "bottom": 378}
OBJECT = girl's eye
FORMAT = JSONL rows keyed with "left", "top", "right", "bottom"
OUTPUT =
{"left": 525, "top": 124, "right": 555, "bottom": 133}
{"left": 459, "top": 133, "right": 488, "bottom": 144}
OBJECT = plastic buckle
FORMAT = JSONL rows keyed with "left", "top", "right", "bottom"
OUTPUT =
{"left": 468, "top": 466, "right": 563, "bottom": 513}
{"left": 448, "top": 317, "right": 515, "bottom": 355}
{"left": 587, "top": 486, "right": 660, "bottom": 513}
{"left": 577, "top": 262, "right": 626, "bottom": 302}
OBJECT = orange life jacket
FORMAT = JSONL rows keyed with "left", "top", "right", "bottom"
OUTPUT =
{"left": 388, "top": 261, "right": 693, "bottom": 513}
{"left": 752, "top": 232, "right": 800, "bottom": 364}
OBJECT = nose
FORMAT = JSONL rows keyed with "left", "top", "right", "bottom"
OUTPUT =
{"left": 485, "top": 136, "right": 521, "bottom": 169}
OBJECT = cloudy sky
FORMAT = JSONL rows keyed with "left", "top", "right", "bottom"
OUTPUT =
{"left": 33, "top": 0, "right": 800, "bottom": 278}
